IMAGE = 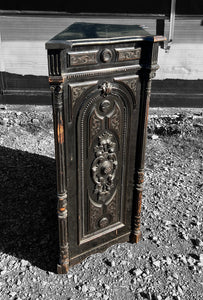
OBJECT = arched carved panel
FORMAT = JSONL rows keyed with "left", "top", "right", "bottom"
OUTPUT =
{"left": 76, "top": 82, "right": 134, "bottom": 244}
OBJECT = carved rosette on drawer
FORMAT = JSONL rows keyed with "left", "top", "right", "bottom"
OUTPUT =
{"left": 77, "top": 81, "right": 134, "bottom": 244}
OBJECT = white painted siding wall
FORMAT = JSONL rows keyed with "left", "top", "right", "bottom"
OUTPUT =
{"left": 0, "top": 15, "right": 203, "bottom": 79}
{"left": 157, "top": 19, "right": 203, "bottom": 80}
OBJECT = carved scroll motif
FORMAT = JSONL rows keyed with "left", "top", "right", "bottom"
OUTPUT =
{"left": 106, "top": 192, "right": 118, "bottom": 223}
{"left": 89, "top": 190, "right": 118, "bottom": 231}
{"left": 68, "top": 50, "right": 98, "bottom": 66}
{"left": 109, "top": 105, "right": 121, "bottom": 136}
{"left": 69, "top": 81, "right": 98, "bottom": 107}
{"left": 71, "top": 86, "right": 90, "bottom": 106}
{"left": 114, "top": 75, "right": 138, "bottom": 107}
{"left": 116, "top": 47, "right": 141, "bottom": 62}
{"left": 89, "top": 110, "right": 103, "bottom": 142}
{"left": 89, "top": 197, "right": 103, "bottom": 231}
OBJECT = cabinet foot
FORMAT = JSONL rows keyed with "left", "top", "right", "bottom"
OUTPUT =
{"left": 57, "top": 261, "right": 69, "bottom": 274}
{"left": 130, "top": 231, "right": 142, "bottom": 244}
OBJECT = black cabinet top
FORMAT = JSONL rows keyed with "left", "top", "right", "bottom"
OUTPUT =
{"left": 46, "top": 22, "right": 165, "bottom": 49}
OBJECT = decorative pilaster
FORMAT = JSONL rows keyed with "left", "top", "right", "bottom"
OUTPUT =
{"left": 130, "top": 70, "right": 153, "bottom": 243}
{"left": 50, "top": 80, "right": 69, "bottom": 274}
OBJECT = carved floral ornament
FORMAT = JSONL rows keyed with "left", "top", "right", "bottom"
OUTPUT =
{"left": 92, "top": 131, "right": 118, "bottom": 202}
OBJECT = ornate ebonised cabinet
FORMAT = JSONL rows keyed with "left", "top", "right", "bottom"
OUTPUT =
{"left": 46, "top": 22, "right": 165, "bottom": 274}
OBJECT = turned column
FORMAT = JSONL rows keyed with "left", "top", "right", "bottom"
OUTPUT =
{"left": 130, "top": 69, "right": 154, "bottom": 243}
{"left": 50, "top": 79, "right": 69, "bottom": 273}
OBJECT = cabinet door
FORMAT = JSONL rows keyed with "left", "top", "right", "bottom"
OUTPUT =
{"left": 66, "top": 79, "right": 140, "bottom": 265}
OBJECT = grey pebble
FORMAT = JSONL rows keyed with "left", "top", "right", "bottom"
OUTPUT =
{"left": 83, "top": 262, "right": 89, "bottom": 269}
{"left": 96, "top": 292, "right": 102, "bottom": 297}
{"left": 0, "top": 117, "right": 9, "bottom": 126}
{"left": 31, "top": 118, "right": 40, "bottom": 125}
{"left": 103, "top": 283, "right": 110, "bottom": 290}
{"left": 187, "top": 256, "right": 195, "bottom": 266}
{"left": 0, "top": 269, "right": 7, "bottom": 276}
{"left": 153, "top": 260, "right": 161, "bottom": 268}
{"left": 135, "top": 269, "right": 143, "bottom": 277}
{"left": 172, "top": 272, "right": 179, "bottom": 280}
{"left": 21, "top": 259, "right": 29, "bottom": 268}
{"left": 166, "top": 256, "right": 172, "bottom": 265}
{"left": 111, "top": 260, "right": 116, "bottom": 267}
{"left": 9, "top": 291, "right": 17, "bottom": 297}
{"left": 131, "top": 278, "right": 137, "bottom": 285}
{"left": 81, "top": 284, "right": 88, "bottom": 293}
{"left": 179, "top": 255, "right": 187, "bottom": 264}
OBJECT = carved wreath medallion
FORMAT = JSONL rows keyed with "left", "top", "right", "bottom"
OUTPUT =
{"left": 92, "top": 132, "right": 118, "bottom": 202}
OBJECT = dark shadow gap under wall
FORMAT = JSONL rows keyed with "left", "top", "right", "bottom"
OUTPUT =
{"left": 0, "top": 72, "right": 203, "bottom": 107}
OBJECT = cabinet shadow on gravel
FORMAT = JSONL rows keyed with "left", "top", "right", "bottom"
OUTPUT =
{"left": 0, "top": 146, "right": 59, "bottom": 273}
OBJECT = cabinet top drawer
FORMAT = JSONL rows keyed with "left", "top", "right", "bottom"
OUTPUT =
{"left": 67, "top": 47, "right": 141, "bottom": 68}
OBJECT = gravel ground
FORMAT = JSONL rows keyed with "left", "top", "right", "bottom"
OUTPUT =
{"left": 0, "top": 105, "right": 202, "bottom": 300}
